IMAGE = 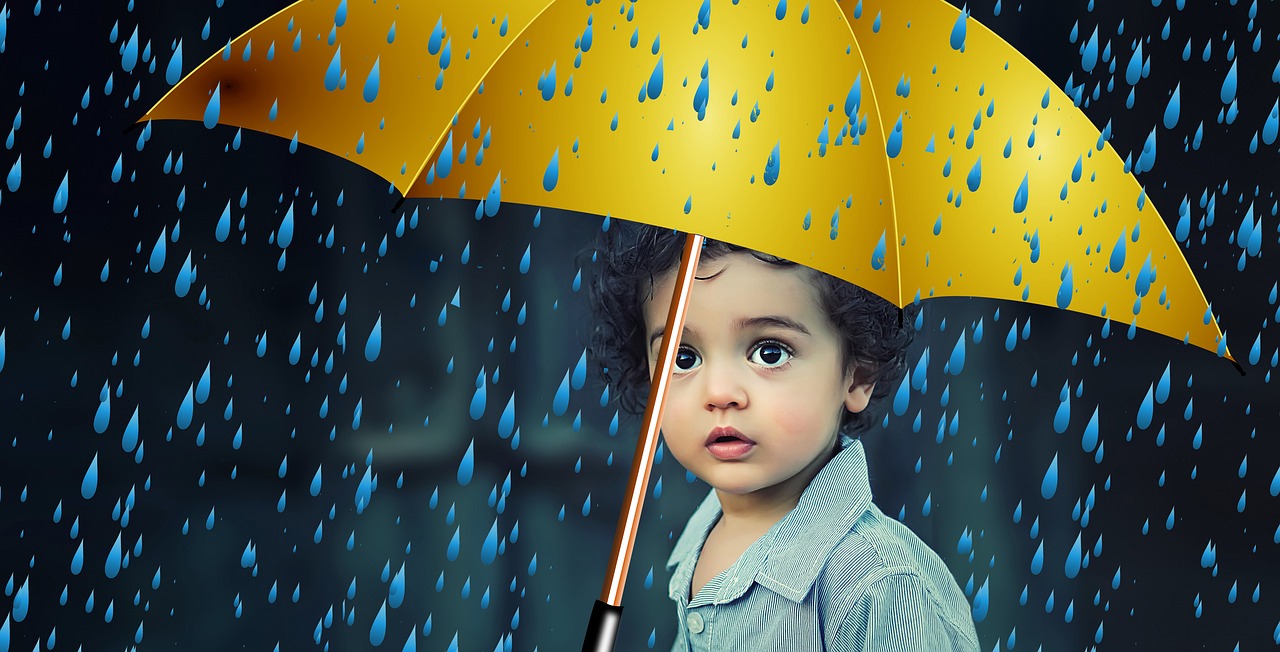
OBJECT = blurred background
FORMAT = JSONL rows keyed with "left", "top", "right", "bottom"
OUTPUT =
{"left": 0, "top": 0, "right": 1277, "bottom": 650}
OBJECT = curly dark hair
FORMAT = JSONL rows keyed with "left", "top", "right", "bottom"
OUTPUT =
{"left": 586, "top": 222, "right": 920, "bottom": 438}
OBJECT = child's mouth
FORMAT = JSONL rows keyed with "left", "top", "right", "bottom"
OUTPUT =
{"left": 705, "top": 428, "right": 756, "bottom": 460}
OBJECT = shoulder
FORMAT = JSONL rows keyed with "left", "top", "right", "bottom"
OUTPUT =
{"left": 815, "top": 504, "right": 980, "bottom": 651}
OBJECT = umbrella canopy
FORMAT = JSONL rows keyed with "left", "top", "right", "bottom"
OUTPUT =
{"left": 143, "top": 0, "right": 1232, "bottom": 361}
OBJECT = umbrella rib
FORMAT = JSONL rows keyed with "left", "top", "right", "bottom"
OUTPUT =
{"left": 833, "top": 4, "right": 904, "bottom": 308}
{"left": 404, "top": 0, "right": 562, "bottom": 197}
{"left": 140, "top": 0, "right": 310, "bottom": 124}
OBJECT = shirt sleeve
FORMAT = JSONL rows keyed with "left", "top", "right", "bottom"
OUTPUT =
{"left": 832, "top": 571, "right": 973, "bottom": 652}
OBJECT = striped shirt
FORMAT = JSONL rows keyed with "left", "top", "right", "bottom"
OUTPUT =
{"left": 665, "top": 439, "right": 980, "bottom": 651}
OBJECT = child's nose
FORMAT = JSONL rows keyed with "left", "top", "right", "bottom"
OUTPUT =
{"left": 702, "top": 363, "right": 748, "bottom": 410}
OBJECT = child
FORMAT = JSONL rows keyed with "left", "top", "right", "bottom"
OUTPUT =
{"left": 589, "top": 223, "right": 980, "bottom": 651}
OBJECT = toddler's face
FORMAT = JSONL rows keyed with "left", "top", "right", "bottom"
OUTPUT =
{"left": 642, "top": 252, "right": 874, "bottom": 503}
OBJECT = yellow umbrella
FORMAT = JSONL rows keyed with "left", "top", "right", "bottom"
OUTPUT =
{"left": 141, "top": 0, "right": 1235, "bottom": 648}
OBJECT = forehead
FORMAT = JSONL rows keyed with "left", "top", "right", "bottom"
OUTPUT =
{"left": 646, "top": 252, "right": 830, "bottom": 325}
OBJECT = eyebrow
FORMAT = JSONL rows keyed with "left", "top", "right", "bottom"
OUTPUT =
{"left": 648, "top": 315, "right": 812, "bottom": 348}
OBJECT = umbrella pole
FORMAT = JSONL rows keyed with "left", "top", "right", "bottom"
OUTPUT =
{"left": 582, "top": 233, "right": 705, "bottom": 652}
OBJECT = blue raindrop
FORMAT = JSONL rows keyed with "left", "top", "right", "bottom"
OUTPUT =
{"left": 166, "top": 40, "right": 184, "bottom": 85}
{"left": 966, "top": 157, "right": 982, "bottom": 192}
{"left": 278, "top": 202, "right": 294, "bottom": 248}
{"left": 646, "top": 56, "right": 665, "bottom": 100}
{"left": 1065, "top": 534, "right": 1082, "bottom": 578}
{"left": 1136, "top": 384, "right": 1154, "bottom": 429}
{"left": 543, "top": 149, "right": 559, "bottom": 191}
{"left": 364, "top": 315, "right": 382, "bottom": 362}
{"left": 763, "top": 141, "right": 781, "bottom": 186}
{"left": 949, "top": 10, "right": 968, "bottom": 50}
{"left": 203, "top": 83, "right": 221, "bottom": 129}
{"left": 470, "top": 375, "right": 487, "bottom": 420}
{"left": 150, "top": 228, "right": 167, "bottom": 272}
{"left": 481, "top": 519, "right": 499, "bottom": 564}
{"left": 498, "top": 394, "right": 515, "bottom": 438}
{"left": 1056, "top": 265, "right": 1074, "bottom": 310}
{"left": 457, "top": 440, "right": 474, "bottom": 486}
{"left": 572, "top": 350, "right": 587, "bottom": 390}
{"left": 325, "top": 47, "right": 343, "bottom": 92}
{"left": 122, "top": 407, "right": 139, "bottom": 452}
{"left": 5, "top": 155, "right": 19, "bottom": 192}
{"left": 1012, "top": 174, "right": 1029, "bottom": 213}
{"left": 428, "top": 17, "right": 444, "bottom": 55}
{"left": 94, "top": 393, "right": 111, "bottom": 434}
{"left": 1109, "top": 233, "right": 1126, "bottom": 273}
{"left": 553, "top": 369, "right": 571, "bottom": 416}
{"left": 216, "top": 202, "right": 231, "bottom": 242}
{"left": 81, "top": 454, "right": 99, "bottom": 499}
{"left": 370, "top": 600, "right": 387, "bottom": 646}
{"left": 1163, "top": 84, "right": 1181, "bottom": 129}
{"left": 1082, "top": 408, "right": 1099, "bottom": 452}
{"left": 1220, "top": 59, "right": 1237, "bottom": 105}
{"left": 948, "top": 330, "right": 966, "bottom": 375}
{"left": 870, "top": 231, "right": 886, "bottom": 270}
{"left": 885, "top": 115, "right": 903, "bottom": 158}
{"left": 1155, "top": 364, "right": 1170, "bottom": 404}
{"left": 1041, "top": 454, "right": 1058, "bottom": 499}
{"left": 52, "top": 172, "right": 69, "bottom": 213}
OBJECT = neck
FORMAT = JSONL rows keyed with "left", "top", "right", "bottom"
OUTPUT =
{"left": 715, "top": 444, "right": 839, "bottom": 527}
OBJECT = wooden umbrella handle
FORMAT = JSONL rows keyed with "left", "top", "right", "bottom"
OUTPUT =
{"left": 583, "top": 233, "right": 704, "bottom": 651}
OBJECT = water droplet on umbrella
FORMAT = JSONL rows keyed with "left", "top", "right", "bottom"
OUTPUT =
{"left": 966, "top": 157, "right": 982, "bottom": 192}
{"left": 324, "top": 46, "right": 343, "bottom": 92}
{"left": 870, "top": 231, "right": 886, "bottom": 270}
{"left": 1013, "top": 173, "right": 1029, "bottom": 213}
{"left": 428, "top": 17, "right": 445, "bottom": 55}
{"left": 1057, "top": 264, "right": 1074, "bottom": 310}
{"left": 763, "top": 141, "right": 781, "bottom": 186}
{"left": 949, "top": 9, "right": 968, "bottom": 51}
{"left": 647, "top": 56, "right": 664, "bottom": 99}
{"left": 203, "top": 83, "right": 221, "bottom": 129}
{"left": 885, "top": 114, "right": 903, "bottom": 158}
{"left": 542, "top": 149, "right": 559, "bottom": 191}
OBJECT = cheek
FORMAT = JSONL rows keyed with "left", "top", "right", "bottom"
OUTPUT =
{"left": 763, "top": 378, "right": 845, "bottom": 435}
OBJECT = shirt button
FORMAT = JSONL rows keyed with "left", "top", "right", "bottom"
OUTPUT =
{"left": 686, "top": 612, "right": 705, "bottom": 634}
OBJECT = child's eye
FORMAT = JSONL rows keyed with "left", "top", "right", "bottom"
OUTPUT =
{"left": 749, "top": 341, "right": 793, "bottom": 367}
{"left": 673, "top": 347, "right": 702, "bottom": 373}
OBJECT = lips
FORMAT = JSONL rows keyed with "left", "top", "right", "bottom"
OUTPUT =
{"left": 705, "top": 427, "right": 756, "bottom": 460}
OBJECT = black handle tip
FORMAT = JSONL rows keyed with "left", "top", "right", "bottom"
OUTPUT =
{"left": 582, "top": 600, "right": 624, "bottom": 652}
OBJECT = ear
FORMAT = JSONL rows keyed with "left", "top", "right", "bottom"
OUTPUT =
{"left": 844, "top": 381, "right": 875, "bottom": 414}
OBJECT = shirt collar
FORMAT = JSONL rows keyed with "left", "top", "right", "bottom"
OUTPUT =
{"left": 665, "top": 439, "right": 874, "bottom": 604}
